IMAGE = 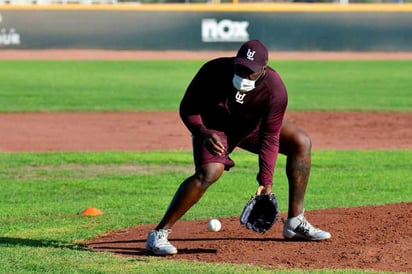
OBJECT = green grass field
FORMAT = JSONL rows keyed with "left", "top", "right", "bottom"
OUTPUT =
{"left": 1, "top": 60, "right": 411, "bottom": 112}
{"left": 1, "top": 60, "right": 411, "bottom": 273}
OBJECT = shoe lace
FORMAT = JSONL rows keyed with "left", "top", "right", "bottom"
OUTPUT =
{"left": 296, "top": 214, "right": 320, "bottom": 235}
{"left": 156, "top": 229, "right": 172, "bottom": 246}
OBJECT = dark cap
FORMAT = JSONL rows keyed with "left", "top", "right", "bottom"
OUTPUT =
{"left": 233, "top": 40, "right": 268, "bottom": 73}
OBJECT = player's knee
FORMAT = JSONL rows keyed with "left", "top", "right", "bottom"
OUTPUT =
{"left": 294, "top": 131, "right": 312, "bottom": 155}
{"left": 195, "top": 163, "right": 224, "bottom": 189}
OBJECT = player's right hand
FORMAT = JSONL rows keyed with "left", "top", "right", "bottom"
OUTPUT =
{"left": 256, "top": 185, "right": 273, "bottom": 195}
{"left": 204, "top": 132, "right": 225, "bottom": 156}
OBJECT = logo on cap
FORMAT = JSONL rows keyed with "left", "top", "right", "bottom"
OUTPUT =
{"left": 246, "top": 49, "right": 256, "bottom": 61}
{"left": 234, "top": 40, "right": 268, "bottom": 72}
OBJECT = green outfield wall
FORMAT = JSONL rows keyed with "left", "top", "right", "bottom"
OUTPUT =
{"left": 0, "top": 4, "right": 411, "bottom": 51}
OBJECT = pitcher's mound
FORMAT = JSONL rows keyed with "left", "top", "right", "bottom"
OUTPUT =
{"left": 85, "top": 203, "right": 411, "bottom": 272}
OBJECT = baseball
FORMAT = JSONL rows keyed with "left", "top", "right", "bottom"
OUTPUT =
{"left": 208, "top": 219, "right": 221, "bottom": 232}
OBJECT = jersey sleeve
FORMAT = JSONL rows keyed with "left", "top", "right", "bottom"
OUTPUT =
{"left": 179, "top": 63, "right": 209, "bottom": 137}
{"left": 256, "top": 72, "right": 288, "bottom": 186}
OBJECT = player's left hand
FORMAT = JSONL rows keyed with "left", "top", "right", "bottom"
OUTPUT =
{"left": 240, "top": 192, "right": 279, "bottom": 233}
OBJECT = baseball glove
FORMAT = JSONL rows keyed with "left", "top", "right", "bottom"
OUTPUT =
{"left": 240, "top": 193, "right": 279, "bottom": 233}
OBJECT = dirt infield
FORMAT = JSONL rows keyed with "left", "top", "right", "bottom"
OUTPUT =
{"left": 2, "top": 50, "right": 411, "bottom": 272}
{"left": 2, "top": 50, "right": 412, "bottom": 61}
{"left": 1, "top": 111, "right": 412, "bottom": 152}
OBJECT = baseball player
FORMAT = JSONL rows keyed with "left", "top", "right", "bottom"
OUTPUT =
{"left": 146, "top": 40, "right": 331, "bottom": 256}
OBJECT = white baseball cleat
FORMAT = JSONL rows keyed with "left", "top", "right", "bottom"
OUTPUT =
{"left": 283, "top": 211, "right": 331, "bottom": 241}
{"left": 146, "top": 229, "right": 178, "bottom": 255}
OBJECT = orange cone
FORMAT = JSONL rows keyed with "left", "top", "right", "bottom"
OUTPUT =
{"left": 81, "top": 207, "right": 103, "bottom": 216}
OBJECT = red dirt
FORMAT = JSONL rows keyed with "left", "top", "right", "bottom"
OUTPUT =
{"left": 1, "top": 111, "right": 412, "bottom": 152}
{"left": 1, "top": 50, "right": 411, "bottom": 272}
{"left": 2, "top": 50, "right": 412, "bottom": 61}
{"left": 86, "top": 203, "right": 411, "bottom": 273}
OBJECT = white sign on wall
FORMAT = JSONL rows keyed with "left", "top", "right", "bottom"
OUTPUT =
{"left": 201, "top": 18, "right": 249, "bottom": 43}
{"left": 0, "top": 13, "right": 21, "bottom": 46}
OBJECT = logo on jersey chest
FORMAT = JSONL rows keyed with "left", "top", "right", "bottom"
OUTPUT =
{"left": 235, "top": 91, "right": 246, "bottom": 104}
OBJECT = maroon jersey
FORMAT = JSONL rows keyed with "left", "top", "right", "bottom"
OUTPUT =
{"left": 180, "top": 57, "right": 288, "bottom": 186}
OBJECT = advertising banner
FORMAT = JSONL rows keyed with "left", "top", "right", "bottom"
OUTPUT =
{"left": 0, "top": 7, "right": 411, "bottom": 51}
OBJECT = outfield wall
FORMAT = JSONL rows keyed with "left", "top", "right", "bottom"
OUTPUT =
{"left": 1, "top": 4, "right": 411, "bottom": 51}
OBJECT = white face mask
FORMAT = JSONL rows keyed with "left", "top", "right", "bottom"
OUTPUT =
{"left": 232, "top": 74, "right": 256, "bottom": 92}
